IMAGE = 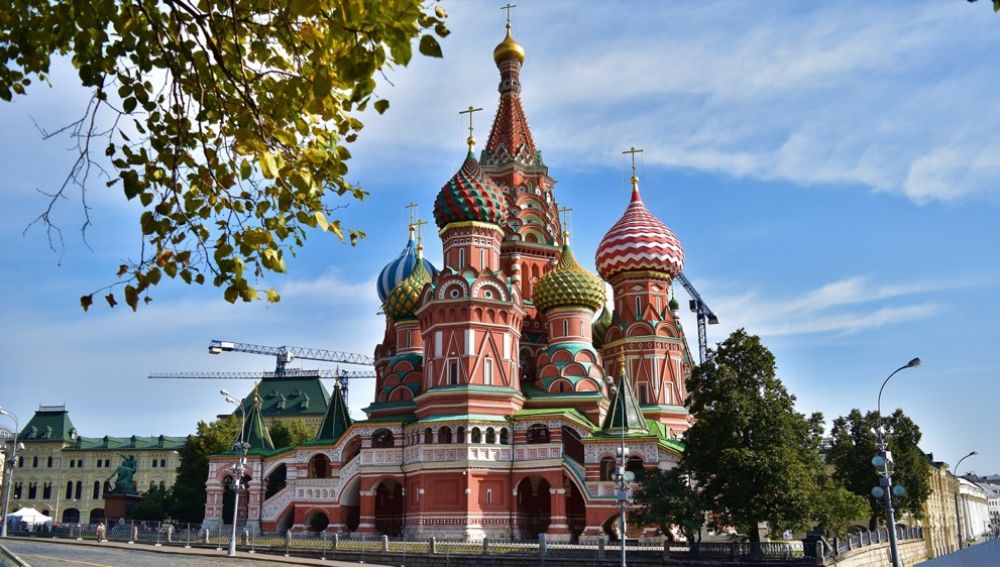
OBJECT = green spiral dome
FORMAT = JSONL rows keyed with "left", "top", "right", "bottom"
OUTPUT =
{"left": 384, "top": 257, "right": 431, "bottom": 321}
{"left": 534, "top": 244, "right": 606, "bottom": 313}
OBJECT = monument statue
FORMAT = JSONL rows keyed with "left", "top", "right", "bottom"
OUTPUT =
{"left": 107, "top": 454, "right": 138, "bottom": 494}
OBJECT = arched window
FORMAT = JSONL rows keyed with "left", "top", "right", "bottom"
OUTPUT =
{"left": 32, "top": 456, "right": 38, "bottom": 468}
{"left": 526, "top": 424, "right": 550, "bottom": 444}
{"left": 563, "top": 319, "right": 569, "bottom": 337}
{"left": 449, "top": 360, "right": 460, "bottom": 385}
{"left": 499, "top": 428, "right": 509, "bottom": 445}
{"left": 43, "top": 482, "right": 52, "bottom": 499}
{"left": 600, "top": 456, "right": 617, "bottom": 481}
{"left": 626, "top": 455, "right": 645, "bottom": 479}
{"left": 149, "top": 481, "right": 157, "bottom": 492}
{"left": 92, "top": 481, "right": 100, "bottom": 500}
{"left": 308, "top": 454, "right": 331, "bottom": 479}
{"left": 47, "top": 456, "right": 53, "bottom": 468}
{"left": 424, "top": 428, "right": 434, "bottom": 444}
{"left": 66, "top": 481, "right": 73, "bottom": 499}
{"left": 457, "top": 427, "right": 466, "bottom": 443}
{"left": 75, "top": 481, "right": 82, "bottom": 500}
{"left": 638, "top": 384, "right": 648, "bottom": 405}
{"left": 159, "top": 481, "right": 166, "bottom": 491}
{"left": 439, "top": 426, "right": 452, "bottom": 444}
{"left": 635, "top": 296, "right": 641, "bottom": 317}
{"left": 471, "top": 427, "right": 482, "bottom": 444}
{"left": 372, "top": 429, "right": 395, "bottom": 448}
{"left": 485, "top": 427, "right": 496, "bottom": 444}
{"left": 458, "top": 248, "right": 465, "bottom": 268}
{"left": 483, "top": 358, "right": 494, "bottom": 385}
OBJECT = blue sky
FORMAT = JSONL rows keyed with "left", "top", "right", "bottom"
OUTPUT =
{"left": 1, "top": 1, "right": 998, "bottom": 474}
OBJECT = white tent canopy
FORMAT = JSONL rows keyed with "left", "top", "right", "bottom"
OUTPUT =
{"left": 6, "top": 507, "right": 52, "bottom": 527}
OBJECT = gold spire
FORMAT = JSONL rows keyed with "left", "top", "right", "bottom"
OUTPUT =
{"left": 412, "top": 218, "right": 428, "bottom": 259}
{"left": 405, "top": 202, "right": 419, "bottom": 241}
{"left": 459, "top": 105, "right": 483, "bottom": 151}
{"left": 558, "top": 206, "right": 573, "bottom": 244}
{"left": 493, "top": 5, "right": 526, "bottom": 65}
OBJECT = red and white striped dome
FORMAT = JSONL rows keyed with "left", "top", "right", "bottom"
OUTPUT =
{"left": 595, "top": 182, "right": 684, "bottom": 281}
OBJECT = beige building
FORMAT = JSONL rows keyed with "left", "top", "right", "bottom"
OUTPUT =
{"left": 6, "top": 405, "right": 185, "bottom": 524}
{"left": 922, "top": 456, "right": 960, "bottom": 558}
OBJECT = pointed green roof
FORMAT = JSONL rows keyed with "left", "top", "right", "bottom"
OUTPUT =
{"left": 602, "top": 374, "right": 649, "bottom": 435}
{"left": 239, "top": 388, "right": 274, "bottom": 453}
{"left": 315, "top": 383, "right": 352, "bottom": 443}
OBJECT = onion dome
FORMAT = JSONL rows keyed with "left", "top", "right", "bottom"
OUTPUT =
{"left": 595, "top": 177, "right": 684, "bottom": 281}
{"left": 493, "top": 22, "right": 525, "bottom": 65}
{"left": 592, "top": 305, "right": 613, "bottom": 349}
{"left": 534, "top": 240, "right": 606, "bottom": 313}
{"left": 669, "top": 296, "right": 680, "bottom": 311}
{"left": 377, "top": 226, "right": 439, "bottom": 302}
{"left": 434, "top": 152, "right": 507, "bottom": 229}
{"left": 384, "top": 251, "right": 431, "bottom": 321}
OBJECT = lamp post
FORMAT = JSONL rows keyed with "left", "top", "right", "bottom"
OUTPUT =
{"left": 0, "top": 408, "right": 20, "bottom": 538}
{"left": 605, "top": 362, "right": 633, "bottom": 567}
{"left": 220, "top": 390, "right": 251, "bottom": 557}
{"left": 953, "top": 451, "right": 977, "bottom": 550}
{"left": 873, "top": 357, "right": 921, "bottom": 567}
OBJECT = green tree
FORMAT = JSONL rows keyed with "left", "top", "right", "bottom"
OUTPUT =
{"left": 633, "top": 467, "right": 706, "bottom": 542}
{"left": 811, "top": 474, "right": 869, "bottom": 538}
{"left": 269, "top": 418, "right": 312, "bottom": 448}
{"left": 1, "top": 0, "right": 448, "bottom": 310}
{"left": 825, "top": 408, "right": 930, "bottom": 528}
{"left": 168, "top": 415, "right": 240, "bottom": 522}
{"left": 683, "top": 329, "right": 826, "bottom": 542}
{"left": 131, "top": 486, "right": 170, "bottom": 521}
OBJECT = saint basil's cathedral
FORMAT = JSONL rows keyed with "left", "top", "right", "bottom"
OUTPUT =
{"left": 204, "top": 18, "right": 694, "bottom": 543}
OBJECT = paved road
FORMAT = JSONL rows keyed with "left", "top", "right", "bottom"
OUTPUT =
{"left": 2, "top": 540, "right": 317, "bottom": 566}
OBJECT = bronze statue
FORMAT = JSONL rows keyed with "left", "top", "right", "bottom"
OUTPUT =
{"left": 107, "top": 454, "right": 138, "bottom": 494}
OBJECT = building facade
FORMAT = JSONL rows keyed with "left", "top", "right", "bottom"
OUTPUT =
{"left": 4, "top": 405, "right": 185, "bottom": 524}
{"left": 958, "top": 477, "right": 991, "bottom": 544}
{"left": 922, "top": 457, "right": 959, "bottom": 558}
{"left": 204, "top": 20, "right": 693, "bottom": 542}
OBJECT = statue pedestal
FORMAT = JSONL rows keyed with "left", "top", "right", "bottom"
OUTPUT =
{"left": 104, "top": 493, "right": 143, "bottom": 523}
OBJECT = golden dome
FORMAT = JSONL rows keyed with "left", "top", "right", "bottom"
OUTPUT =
{"left": 493, "top": 24, "right": 525, "bottom": 65}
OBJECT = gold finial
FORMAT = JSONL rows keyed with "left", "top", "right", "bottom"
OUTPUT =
{"left": 252, "top": 382, "right": 261, "bottom": 405}
{"left": 494, "top": 4, "right": 525, "bottom": 65}
{"left": 617, "top": 351, "right": 627, "bottom": 379}
{"left": 623, "top": 146, "right": 644, "bottom": 192}
{"left": 412, "top": 218, "right": 428, "bottom": 258}
{"left": 459, "top": 105, "right": 483, "bottom": 152}
{"left": 558, "top": 206, "right": 573, "bottom": 243}
{"left": 405, "top": 202, "right": 419, "bottom": 239}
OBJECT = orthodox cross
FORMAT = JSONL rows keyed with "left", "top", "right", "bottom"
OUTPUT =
{"left": 412, "top": 218, "right": 429, "bottom": 252}
{"left": 622, "top": 146, "right": 644, "bottom": 178}
{"left": 405, "top": 202, "right": 419, "bottom": 239}
{"left": 459, "top": 105, "right": 483, "bottom": 151}
{"left": 501, "top": 3, "right": 517, "bottom": 25}
{"left": 558, "top": 206, "right": 573, "bottom": 239}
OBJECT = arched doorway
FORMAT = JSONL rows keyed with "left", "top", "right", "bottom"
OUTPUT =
{"left": 515, "top": 476, "right": 551, "bottom": 540}
{"left": 373, "top": 479, "right": 403, "bottom": 536}
{"left": 308, "top": 454, "right": 330, "bottom": 479}
{"left": 88, "top": 508, "right": 104, "bottom": 524}
{"left": 342, "top": 436, "right": 362, "bottom": 463}
{"left": 265, "top": 463, "right": 287, "bottom": 499}
{"left": 564, "top": 475, "right": 586, "bottom": 541}
{"left": 62, "top": 508, "right": 80, "bottom": 524}
{"left": 305, "top": 510, "right": 330, "bottom": 532}
{"left": 339, "top": 476, "right": 361, "bottom": 532}
{"left": 602, "top": 512, "right": 644, "bottom": 542}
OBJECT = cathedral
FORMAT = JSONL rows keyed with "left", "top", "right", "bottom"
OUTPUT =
{"left": 203, "top": 18, "right": 695, "bottom": 543}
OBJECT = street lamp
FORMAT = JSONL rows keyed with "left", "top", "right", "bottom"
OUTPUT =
{"left": 604, "top": 361, "right": 633, "bottom": 567}
{"left": 872, "top": 357, "right": 921, "bottom": 567}
{"left": 220, "top": 390, "right": 251, "bottom": 557}
{"left": 0, "top": 408, "right": 20, "bottom": 538}
{"left": 953, "top": 451, "right": 977, "bottom": 550}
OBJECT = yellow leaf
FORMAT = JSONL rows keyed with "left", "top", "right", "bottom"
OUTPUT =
{"left": 260, "top": 151, "right": 278, "bottom": 179}
{"left": 314, "top": 211, "right": 329, "bottom": 231}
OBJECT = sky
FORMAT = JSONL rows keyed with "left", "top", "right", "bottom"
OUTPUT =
{"left": 1, "top": 1, "right": 998, "bottom": 474}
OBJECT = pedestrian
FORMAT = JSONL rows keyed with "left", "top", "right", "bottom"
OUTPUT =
{"left": 96, "top": 522, "right": 106, "bottom": 543}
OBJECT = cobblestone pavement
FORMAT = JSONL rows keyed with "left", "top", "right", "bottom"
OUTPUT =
{"left": 2, "top": 539, "right": 363, "bottom": 567}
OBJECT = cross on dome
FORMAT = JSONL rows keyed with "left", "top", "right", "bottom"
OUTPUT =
{"left": 459, "top": 105, "right": 483, "bottom": 152}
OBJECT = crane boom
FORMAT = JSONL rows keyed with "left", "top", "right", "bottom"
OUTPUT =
{"left": 675, "top": 273, "right": 719, "bottom": 365}
{"left": 148, "top": 368, "right": 376, "bottom": 400}
{"left": 208, "top": 340, "right": 375, "bottom": 372}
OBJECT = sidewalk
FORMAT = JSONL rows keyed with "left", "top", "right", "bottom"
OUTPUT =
{"left": 3, "top": 536, "right": 389, "bottom": 567}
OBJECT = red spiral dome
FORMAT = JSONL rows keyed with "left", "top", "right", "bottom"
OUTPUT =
{"left": 595, "top": 181, "right": 684, "bottom": 281}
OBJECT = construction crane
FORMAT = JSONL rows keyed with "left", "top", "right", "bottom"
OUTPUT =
{"left": 675, "top": 273, "right": 719, "bottom": 365}
{"left": 208, "top": 340, "right": 375, "bottom": 373}
{"left": 147, "top": 368, "right": 376, "bottom": 400}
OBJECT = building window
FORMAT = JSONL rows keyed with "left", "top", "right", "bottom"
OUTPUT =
{"left": 43, "top": 483, "right": 52, "bottom": 499}
{"left": 75, "top": 481, "right": 82, "bottom": 500}
{"left": 152, "top": 459, "right": 158, "bottom": 468}
{"left": 28, "top": 483, "right": 36, "bottom": 499}
{"left": 562, "top": 319, "right": 569, "bottom": 337}
{"left": 458, "top": 248, "right": 465, "bottom": 268}
{"left": 479, "top": 248, "right": 485, "bottom": 268}
{"left": 635, "top": 297, "right": 641, "bottom": 317}
{"left": 485, "top": 428, "right": 496, "bottom": 444}
{"left": 526, "top": 424, "right": 550, "bottom": 444}
{"left": 66, "top": 481, "right": 73, "bottom": 500}
{"left": 500, "top": 428, "right": 509, "bottom": 445}
{"left": 13, "top": 483, "right": 22, "bottom": 499}
{"left": 69, "top": 460, "right": 75, "bottom": 468}
{"left": 471, "top": 427, "right": 482, "bottom": 444}
{"left": 424, "top": 428, "right": 434, "bottom": 444}
{"left": 160, "top": 459, "right": 166, "bottom": 468}
{"left": 484, "top": 358, "right": 493, "bottom": 386}
{"left": 18, "top": 456, "right": 23, "bottom": 468}
{"left": 639, "top": 384, "right": 648, "bottom": 405}
{"left": 105, "top": 459, "right": 110, "bottom": 467}
{"left": 32, "top": 456, "right": 38, "bottom": 468}
{"left": 78, "top": 459, "right": 83, "bottom": 468}
{"left": 449, "top": 359, "right": 459, "bottom": 385}
{"left": 92, "top": 481, "right": 100, "bottom": 500}
{"left": 47, "top": 456, "right": 53, "bottom": 468}
{"left": 486, "top": 488, "right": 493, "bottom": 505}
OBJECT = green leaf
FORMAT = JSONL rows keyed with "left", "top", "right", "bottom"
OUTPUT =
{"left": 373, "top": 99, "right": 390, "bottom": 115}
{"left": 124, "top": 285, "right": 139, "bottom": 311}
{"left": 419, "top": 35, "right": 443, "bottom": 58}
{"left": 122, "top": 97, "right": 137, "bottom": 113}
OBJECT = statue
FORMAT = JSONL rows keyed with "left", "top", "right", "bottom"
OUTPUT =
{"left": 107, "top": 454, "right": 138, "bottom": 494}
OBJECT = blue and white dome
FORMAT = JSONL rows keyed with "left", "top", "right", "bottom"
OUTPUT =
{"left": 377, "top": 228, "right": 439, "bottom": 303}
